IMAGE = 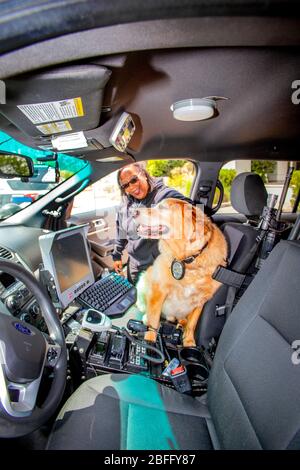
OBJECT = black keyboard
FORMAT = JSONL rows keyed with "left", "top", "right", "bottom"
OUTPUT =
{"left": 78, "top": 272, "right": 137, "bottom": 318}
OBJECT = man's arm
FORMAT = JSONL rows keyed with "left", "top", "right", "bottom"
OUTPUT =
{"left": 112, "top": 208, "right": 128, "bottom": 261}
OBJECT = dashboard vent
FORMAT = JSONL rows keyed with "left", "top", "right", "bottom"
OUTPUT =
{"left": 0, "top": 246, "right": 13, "bottom": 260}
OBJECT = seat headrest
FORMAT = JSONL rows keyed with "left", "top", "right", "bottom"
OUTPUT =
{"left": 230, "top": 172, "right": 268, "bottom": 217}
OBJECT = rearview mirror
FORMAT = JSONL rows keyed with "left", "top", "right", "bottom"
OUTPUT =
{"left": 0, "top": 152, "right": 34, "bottom": 179}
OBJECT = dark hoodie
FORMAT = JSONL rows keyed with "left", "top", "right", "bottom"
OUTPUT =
{"left": 112, "top": 178, "right": 192, "bottom": 271}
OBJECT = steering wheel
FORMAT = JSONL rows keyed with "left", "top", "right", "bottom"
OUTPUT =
{"left": 0, "top": 260, "right": 67, "bottom": 438}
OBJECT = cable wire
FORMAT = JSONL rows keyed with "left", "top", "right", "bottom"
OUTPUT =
{"left": 121, "top": 327, "right": 165, "bottom": 364}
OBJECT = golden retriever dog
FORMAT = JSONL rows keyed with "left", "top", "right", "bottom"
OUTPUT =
{"left": 134, "top": 198, "right": 227, "bottom": 347}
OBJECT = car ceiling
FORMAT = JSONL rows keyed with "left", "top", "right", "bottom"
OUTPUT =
{"left": 0, "top": 2, "right": 300, "bottom": 164}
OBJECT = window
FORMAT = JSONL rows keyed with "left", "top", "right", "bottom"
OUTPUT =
{"left": 0, "top": 131, "right": 88, "bottom": 219}
{"left": 72, "top": 169, "right": 121, "bottom": 215}
{"left": 217, "top": 160, "right": 299, "bottom": 214}
{"left": 72, "top": 159, "right": 196, "bottom": 215}
{"left": 146, "top": 159, "right": 195, "bottom": 197}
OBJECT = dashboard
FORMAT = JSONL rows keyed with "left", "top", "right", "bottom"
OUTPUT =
{"left": 0, "top": 225, "right": 47, "bottom": 272}
{"left": 0, "top": 224, "right": 48, "bottom": 329}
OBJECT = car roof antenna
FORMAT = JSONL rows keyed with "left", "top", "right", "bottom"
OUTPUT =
{"left": 276, "top": 162, "right": 295, "bottom": 222}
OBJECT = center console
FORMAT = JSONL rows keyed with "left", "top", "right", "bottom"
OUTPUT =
{"left": 64, "top": 312, "right": 209, "bottom": 396}
{"left": 36, "top": 225, "right": 210, "bottom": 396}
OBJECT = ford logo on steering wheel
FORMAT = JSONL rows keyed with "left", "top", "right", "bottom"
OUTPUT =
{"left": 14, "top": 322, "right": 34, "bottom": 336}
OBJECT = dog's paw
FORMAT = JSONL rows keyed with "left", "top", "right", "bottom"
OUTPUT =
{"left": 183, "top": 337, "right": 196, "bottom": 348}
{"left": 144, "top": 330, "right": 157, "bottom": 343}
{"left": 166, "top": 315, "right": 176, "bottom": 323}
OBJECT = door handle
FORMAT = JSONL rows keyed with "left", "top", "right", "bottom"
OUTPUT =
{"left": 55, "top": 179, "right": 89, "bottom": 204}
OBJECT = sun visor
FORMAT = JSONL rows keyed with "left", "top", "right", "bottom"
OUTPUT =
{"left": 0, "top": 64, "right": 111, "bottom": 139}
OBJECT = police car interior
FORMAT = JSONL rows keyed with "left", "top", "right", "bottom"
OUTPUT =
{"left": 0, "top": 0, "right": 300, "bottom": 451}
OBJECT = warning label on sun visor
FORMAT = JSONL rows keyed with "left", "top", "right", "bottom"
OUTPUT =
{"left": 17, "top": 97, "right": 84, "bottom": 124}
{"left": 36, "top": 120, "right": 72, "bottom": 135}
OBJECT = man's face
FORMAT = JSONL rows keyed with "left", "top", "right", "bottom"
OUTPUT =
{"left": 119, "top": 166, "right": 149, "bottom": 200}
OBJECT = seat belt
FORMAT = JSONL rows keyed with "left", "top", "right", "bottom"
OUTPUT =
{"left": 213, "top": 266, "right": 246, "bottom": 289}
{"left": 213, "top": 230, "right": 266, "bottom": 317}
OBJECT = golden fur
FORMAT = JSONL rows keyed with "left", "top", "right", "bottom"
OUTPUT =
{"left": 135, "top": 198, "right": 228, "bottom": 347}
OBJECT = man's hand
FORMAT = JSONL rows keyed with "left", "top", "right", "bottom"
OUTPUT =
{"left": 113, "top": 260, "right": 124, "bottom": 276}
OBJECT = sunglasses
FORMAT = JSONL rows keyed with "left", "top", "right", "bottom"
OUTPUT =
{"left": 120, "top": 174, "right": 141, "bottom": 191}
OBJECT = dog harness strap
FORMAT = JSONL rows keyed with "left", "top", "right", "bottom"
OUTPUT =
{"left": 212, "top": 266, "right": 246, "bottom": 289}
{"left": 171, "top": 242, "right": 209, "bottom": 280}
{"left": 181, "top": 241, "right": 209, "bottom": 265}
{"left": 184, "top": 255, "right": 197, "bottom": 264}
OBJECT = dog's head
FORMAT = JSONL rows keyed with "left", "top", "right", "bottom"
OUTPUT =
{"left": 134, "top": 198, "right": 213, "bottom": 259}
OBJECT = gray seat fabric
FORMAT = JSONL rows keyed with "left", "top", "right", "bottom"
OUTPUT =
{"left": 196, "top": 172, "right": 267, "bottom": 347}
{"left": 208, "top": 240, "right": 300, "bottom": 449}
{"left": 47, "top": 373, "right": 213, "bottom": 450}
{"left": 196, "top": 222, "right": 259, "bottom": 346}
{"left": 48, "top": 240, "right": 300, "bottom": 450}
{"left": 230, "top": 171, "right": 268, "bottom": 217}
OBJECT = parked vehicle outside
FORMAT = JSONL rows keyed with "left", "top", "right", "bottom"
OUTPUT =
{"left": 0, "top": 131, "right": 88, "bottom": 219}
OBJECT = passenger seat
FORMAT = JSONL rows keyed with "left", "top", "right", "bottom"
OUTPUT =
{"left": 196, "top": 172, "right": 268, "bottom": 347}
{"left": 47, "top": 240, "right": 300, "bottom": 449}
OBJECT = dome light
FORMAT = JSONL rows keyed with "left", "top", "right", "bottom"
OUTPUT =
{"left": 170, "top": 97, "right": 228, "bottom": 122}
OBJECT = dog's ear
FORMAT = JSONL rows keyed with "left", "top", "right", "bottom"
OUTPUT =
{"left": 175, "top": 200, "right": 195, "bottom": 240}
{"left": 162, "top": 199, "right": 193, "bottom": 239}
{"left": 164, "top": 198, "right": 190, "bottom": 209}
{"left": 161, "top": 199, "right": 209, "bottom": 242}
{"left": 170, "top": 201, "right": 206, "bottom": 241}
{"left": 190, "top": 204, "right": 210, "bottom": 242}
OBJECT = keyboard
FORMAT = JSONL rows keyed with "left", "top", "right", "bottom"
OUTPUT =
{"left": 78, "top": 272, "right": 137, "bottom": 318}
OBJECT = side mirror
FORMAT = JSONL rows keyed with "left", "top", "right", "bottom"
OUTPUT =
{"left": 0, "top": 151, "right": 34, "bottom": 179}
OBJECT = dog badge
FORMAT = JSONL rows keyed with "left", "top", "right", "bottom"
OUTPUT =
{"left": 171, "top": 259, "right": 185, "bottom": 280}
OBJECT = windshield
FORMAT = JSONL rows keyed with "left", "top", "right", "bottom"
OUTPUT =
{"left": 0, "top": 131, "right": 88, "bottom": 220}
